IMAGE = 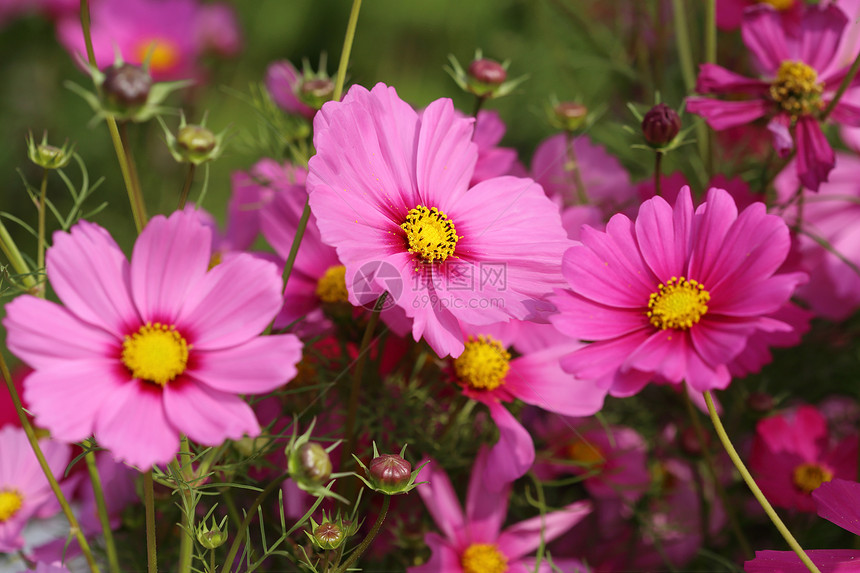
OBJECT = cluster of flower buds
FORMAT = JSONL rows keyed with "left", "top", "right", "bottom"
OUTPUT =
{"left": 352, "top": 443, "right": 427, "bottom": 496}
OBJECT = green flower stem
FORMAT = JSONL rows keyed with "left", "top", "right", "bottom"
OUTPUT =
{"left": 79, "top": 0, "right": 96, "bottom": 67}
{"left": 175, "top": 437, "right": 194, "bottom": 573}
{"left": 704, "top": 0, "right": 716, "bottom": 65}
{"left": 118, "top": 123, "right": 148, "bottom": 228}
{"left": 681, "top": 387, "right": 753, "bottom": 559}
{"left": 280, "top": 199, "right": 312, "bottom": 290}
{"left": 565, "top": 134, "right": 589, "bottom": 204}
{"left": 331, "top": 494, "right": 390, "bottom": 573}
{"left": 36, "top": 169, "right": 48, "bottom": 296}
{"left": 333, "top": 0, "right": 363, "bottom": 102}
{"left": 703, "top": 391, "right": 821, "bottom": 573}
{"left": 144, "top": 470, "right": 158, "bottom": 573}
{"left": 0, "top": 218, "right": 36, "bottom": 291}
{"left": 341, "top": 293, "right": 388, "bottom": 494}
{"left": 823, "top": 49, "right": 860, "bottom": 120}
{"left": 84, "top": 443, "right": 121, "bottom": 573}
{"left": 222, "top": 471, "right": 291, "bottom": 573}
{"left": 654, "top": 151, "right": 663, "bottom": 197}
{"left": 177, "top": 164, "right": 196, "bottom": 211}
{"left": 672, "top": 0, "right": 709, "bottom": 178}
{"left": 0, "top": 353, "right": 101, "bottom": 573}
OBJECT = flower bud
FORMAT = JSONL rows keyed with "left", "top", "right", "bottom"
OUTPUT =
{"left": 161, "top": 116, "right": 227, "bottom": 165}
{"left": 299, "top": 78, "right": 335, "bottom": 110}
{"left": 297, "top": 441, "right": 333, "bottom": 484}
{"left": 747, "top": 391, "right": 775, "bottom": 413}
{"left": 553, "top": 102, "right": 588, "bottom": 132}
{"left": 196, "top": 517, "right": 228, "bottom": 549}
{"left": 370, "top": 454, "right": 412, "bottom": 487}
{"left": 102, "top": 63, "right": 153, "bottom": 109}
{"left": 468, "top": 58, "right": 507, "bottom": 86}
{"left": 177, "top": 125, "right": 217, "bottom": 155}
{"left": 641, "top": 103, "right": 681, "bottom": 147}
{"left": 27, "top": 133, "right": 74, "bottom": 170}
{"left": 312, "top": 521, "right": 344, "bottom": 550}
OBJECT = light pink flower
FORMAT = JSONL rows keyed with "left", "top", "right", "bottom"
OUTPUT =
{"left": 0, "top": 425, "right": 71, "bottom": 553}
{"left": 307, "top": 83, "right": 571, "bottom": 358}
{"left": 409, "top": 447, "right": 591, "bottom": 573}
{"left": 552, "top": 186, "right": 806, "bottom": 395}
{"left": 470, "top": 110, "right": 518, "bottom": 186}
{"left": 265, "top": 60, "right": 317, "bottom": 120}
{"left": 4, "top": 210, "right": 302, "bottom": 469}
{"left": 687, "top": 4, "right": 860, "bottom": 191}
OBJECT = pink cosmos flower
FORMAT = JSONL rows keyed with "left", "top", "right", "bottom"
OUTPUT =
{"left": 470, "top": 110, "right": 518, "bottom": 186}
{"left": 0, "top": 425, "right": 71, "bottom": 552}
{"left": 746, "top": 478, "right": 860, "bottom": 572}
{"left": 750, "top": 404, "right": 858, "bottom": 512}
{"left": 307, "top": 83, "right": 571, "bottom": 358}
{"left": 18, "top": 563, "right": 71, "bottom": 573}
{"left": 716, "top": 0, "right": 801, "bottom": 32}
{"left": 687, "top": 3, "right": 860, "bottom": 191}
{"left": 409, "top": 447, "right": 591, "bottom": 573}
{"left": 265, "top": 60, "right": 318, "bottom": 120}
{"left": 3, "top": 210, "right": 303, "bottom": 469}
{"left": 551, "top": 186, "right": 806, "bottom": 395}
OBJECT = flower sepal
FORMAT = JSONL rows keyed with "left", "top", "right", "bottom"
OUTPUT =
{"left": 351, "top": 443, "right": 428, "bottom": 496}
{"left": 160, "top": 113, "right": 228, "bottom": 165}
{"left": 305, "top": 510, "right": 361, "bottom": 551}
{"left": 27, "top": 132, "right": 75, "bottom": 170}
{"left": 285, "top": 418, "right": 350, "bottom": 504}
{"left": 446, "top": 50, "right": 527, "bottom": 100}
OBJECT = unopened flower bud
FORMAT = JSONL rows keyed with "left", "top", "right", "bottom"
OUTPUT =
{"left": 313, "top": 521, "right": 344, "bottom": 550}
{"left": 370, "top": 454, "right": 411, "bottom": 487}
{"left": 468, "top": 58, "right": 507, "bottom": 86}
{"left": 747, "top": 391, "right": 775, "bottom": 413}
{"left": 177, "top": 125, "right": 217, "bottom": 155}
{"left": 641, "top": 103, "right": 681, "bottom": 147}
{"left": 102, "top": 63, "right": 152, "bottom": 108}
{"left": 679, "top": 426, "right": 708, "bottom": 456}
{"left": 553, "top": 102, "right": 588, "bottom": 132}
{"left": 196, "top": 517, "right": 228, "bottom": 549}
{"left": 299, "top": 78, "right": 335, "bottom": 109}
{"left": 27, "top": 133, "right": 74, "bottom": 170}
{"left": 297, "top": 441, "right": 332, "bottom": 484}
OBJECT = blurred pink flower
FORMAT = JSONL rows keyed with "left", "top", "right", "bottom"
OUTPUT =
{"left": 307, "top": 83, "right": 570, "bottom": 358}
{"left": 552, "top": 186, "right": 806, "bottom": 395}
{"left": 265, "top": 60, "right": 317, "bottom": 120}
{"left": 687, "top": 4, "right": 860, "bottom": 191}
{"left": 750, "top": 404, "right": 858, "bottom": 512}
{"left": 4, "top": 210, "right": 302, "bottom": 469}
{"left": 470, "top": 110, "right": 518, "bottom": 186}
{"left": 716, "top": 0, "right": 801, "bottom": 32}
{"left": 0, "top": 426, "right": 70, "bottom": 552}
{"left": 409, "top": 447, "right": 591, "bottom": 573}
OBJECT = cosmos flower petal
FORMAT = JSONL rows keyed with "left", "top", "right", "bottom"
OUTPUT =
{"left": 496, "top": 500, "right": 592, "bottom": 561}
{"left": 46, "top": 221, "right": 138, "bottom": 337}
{"left": 716, "top": 272, "right": 806, "bottom": 316}
{"left": 814, "top": 479, "right": 860, "bottom": 536}
{"left": 689, "top": 318, "right": 753, "bottom": 368}
{"left": 559, "top": 329, "right": 650, "bottom": 384}
{"left": 745, "top": 549, "right": 860, "bottom": 573}
{"left": 796, "top": 116, "right": 836, "bottom": 192}
{"left": 741, "top": 5, "right": 790, "bottom": 74}
{"left": 407, "top": 532, "right": 463, "bottom": 573}
{"left": 95, "top": 380, "right": 180, "bottom": 469}
{"left": 688, "top": 187, "right": 739, "bottom": 287}
{"left": 416, "top": 459, "right": 467, "bottom": 543}
{"left": 416, "top": 98, "right": 477, "bottom": 205}
{"left": 550, "top": 289, "right": 647, "bottom": 340}
{"left": 484, "top": 401, "right": 535, "bottom": 491}
{"left": 623, "top": 330, "right": 688, "bottom": 384}
{"left": 411, "top": 297, "right": 465, "bottom": 358}
{"left": 130, "top": 210, "right": 212, "bottom": 324}
{"left": 684, "top": 348, "right": 731, "bottom": 392}
{"left": 635, "top": 186, "right": 693, "bottom": 280}
{"left": 799, "top": 4, "right": 848, "bottom": 73}
{"left": 694, "top": 63, "right": 770, "bottom": 95}
{"left": 686, "top": 98, "right": 770, "bottom": 130}
{"left": 188, "top": 334, "right": 302, "bottom": 394}
{"left": 466, "top": 447, "right": 510, "bottom": 544}
{"left": 163, "top": 380, "right": 260, "bottom": 445}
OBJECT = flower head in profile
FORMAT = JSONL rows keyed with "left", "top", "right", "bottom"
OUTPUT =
{"left": 0, "top": 425, "right": 71, "bottom": 552}
{"left": 4, "top": 210, "right": 303, "bottom": 469}
{"left": 687, "top": 3, "right": 860, "bottom": 190}
{"left": 409, "top": 447, "right": 591, "bottom": 573}
{"left": 552, "top": 186, "right": 806, "bottom": 395}
{"left": 308, "top": 83, "right": 570, "bottom": 358}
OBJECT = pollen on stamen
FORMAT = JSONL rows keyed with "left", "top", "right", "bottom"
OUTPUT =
{"left": 647, "top": 276, "right": 711, "bottom": 330}
{"left": 401, "top": 205, "right": 460, "bottom": 266}
{"left": 121, "top": 322, "right": 190, "bottom": 386}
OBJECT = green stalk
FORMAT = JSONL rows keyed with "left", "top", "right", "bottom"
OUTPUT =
{"left": 280, "top": 199, "right": 312, "bottom": 290}
{"left": 654, "top": 151, "right": 663, "bottom": 197}
{"left": 331, "top": 494, "right": 390, "bottom": 573}
{"left": 177, "top": 164, "right": 196, "bottom": 211}
{"left": 84, "top": 445, "right": 121, "bottom": 573}
{"left": 823, "top": 49, "right": 860, "bottom": 120}
{"left": 565, "top": 134, "right": 589, "bottom": 204}
{"left": 0, "top": 353, "right": 101, "bottom": 573}
{"left": 703, "top": 391, "right": 821, "bottom": 573}
{"left": 36, "top": 169, "right": 48, "bottom": 295}
{"left": 144, "top": 470, "right": 158, "bottom": 573}
{"left": 333, "top": 0, "right": 363, "bottom": 102}
{"left": 0, "top": 218, "right": 36, "bottom": 290}
{"left": 175, "top": 437, "right": 194, "bottom": 573}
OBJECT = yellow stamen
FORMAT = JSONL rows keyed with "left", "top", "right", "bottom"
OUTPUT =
{"left": 315, "top": 265, "right": 349, "bottom": 304}
{"left": 461, "top": 543, "right": 508, "bottom": 573}
{"left": 762, "top": 0, "right": 794, "bottom": 10}
{"left": 401, "top": 205, "right": 460, "bottom": 264}
{"left": 135, "top": 39, "right": 181, "bottom": 74}
{"left": 792, "top": 462, "right": 833, "bottom": 494}
{"left": 122, "top": 322, "right": 190, "bottom": 386}
{"left": 566, "top": 440, "right": 605, "bottom": 468}
{"left": 647, "top": 276, "right": 710, "bottom": 330}
{"left": 770, "top": 60, "right": 823, "bottom": 118}
{"left": 0, "top": 490, "right": 23, "bottom": 522}
{"left": 453, "top": 335, "right": 511, "bottom": 391}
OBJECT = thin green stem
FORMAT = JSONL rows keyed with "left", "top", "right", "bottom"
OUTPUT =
{"left": 209, "top": 550, "right": 215, "bottom": 573}
{"left": 119, "top": 122, "right": 148, "bottom": 227}
{"left": 0, "top": 353, "right": 101, "bottom": 573}
{"left": 222, "top": 472, "right": 291, "bottom": 573}
{"left": 79, "top": 0, "right": 96, "bottom": 67}
{"left": 565, "top": 134, "right": 588, "bottom": 204}
{"left": 672, "top": 0, "right": 709, "bottom": 179}
{"left": 281, "top": 199, "right": 312, "bottom": 290}
{"left": 472, "top": 95, "right": 486, "bottom": 118}
{"left": 177, "top": 164, "right": 196, "bottom": 211}
{"left": 84, "top": 445, "right": 121, "bottom": 573}
{"left": 0, "top": 218, "right": 36, "bottom": 291}
{"left": 36, "top": 169, "right": 48, "bottom": 293}
{"left": 175, "top": 437, "right": 194, "bottom": 573}
{"left": 823, "top": 49, "right": 860, "bottom": 120}
{"left": 144, "top": 470, "right": 158, "bottom": 573}
{"left": 331, "top": 494, "right": 390, "bottom": 573}
{"left": 333, "top": 0, "right": 363, "bottom": 102}
{"left": 654, "top": 152, "right": 663, "bottom": 197}
{"left": 703, "top": 391, "right": 821, "bottom": 573}
{"left": 704, "top": 0, "right": 716, "bottom": 65}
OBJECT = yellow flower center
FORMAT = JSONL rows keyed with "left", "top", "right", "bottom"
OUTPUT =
{"left": 770, "top": 61, "right": 824, "bottom": 118}
{"left": 454, "top": 335, "right": 511, "bottom": 391}
{"left": 121, "top": 322, "right": 190, "bottom": 386}
{"left": 647, "top": 276, "right": 710, "bottom": 330}
{"left": 0, "top": 490, "right": 23, "bottom": 522}
{"left": 566, "top": 440, "right": 605, "bottom": 468}
{"left": 315, "top": 265, "right": 349, "bottom": 304}
{"left": 135, "top": 39, "right": 181, "bottom": 74}
{"left": 461, "top": 543, "right": 508, "bottom": 573}
{"left": 761, "top": 0, "right": 794, "bottom": 10}
{"left": 401, "top": 205, "right": 460, "bottom": 264}
{"left": 792, "top": 462, "right": 833, "bottom": 494}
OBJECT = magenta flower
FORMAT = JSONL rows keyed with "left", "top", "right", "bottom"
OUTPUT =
{"left": 0, "top": 426, "right": 71, "bottom": 552}
{"left": 409, "top": 447, "right": 591, "bottom": 573}
{"left": 687, "top": 3, "right": 860, "bottom": 191}
{"left": 746, "top": 478, "right": 860, "bottom": 572}
{"left": 750, "top": 404, "right": 858, "bottom": 512}
{"left": 551, "top": 186, "right": 806, "bottom": 394}
{"left": 470, "top": 110, "right": 518, "bottom": 186}
{"left": 716, "top": 0, "right": 801, "bottom": 31}
{"left": 265, "top": 60, "right": 318, "bottom": 120}
{"left": 4, "top": 210, "right": 303, "bottom": 469}
{"left": 307, "top": 83, "right": 571, "bottom": 358}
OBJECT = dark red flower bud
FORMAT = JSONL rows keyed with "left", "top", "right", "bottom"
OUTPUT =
{"left": 468, "top": 58, "right": 507, "bottom": 86}
{"left": 641, "top": 103, "right": 681, "bottom": 146}
{"left": 313, "top": 522, "right": 344, "bottom": 550}
{"left": 370, "top": 454, "right": 411, "bottom": 487}
{"left": 747, "top": 391, "right": 775, "bottom": 413}
{"left": 102, "top": 64, "right": 152, "bottom": 108}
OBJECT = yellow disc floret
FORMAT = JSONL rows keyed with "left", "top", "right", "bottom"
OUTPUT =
{"left": 461, "top": 543, "right": 508, "bottom": 573}
{"left": 647, "top": 276, "right": 710, "bottom": 330}
{"left": 762, "top": 0, "right": 795, "bottom": 10}
{"left": 454, "top": 335, "right": 511, "bottom": 391}
{"left": 316, "top": 265, "right": 349, "bottom": 304}
{"left": 770, "top": 61, "right": 824, "bottom": 118}
{"left": 401, "top": 205, "right": 460, "bottom": 263}
{"left": 566, "top": 440, "right": 605, "bottom": 468}
{"left": 0, "top": 490, "right": 23, "bottom": 522}
{"left": 122, "top": 322, "right": 190, "bottom": 386}
{"left": 792, "top": 462, "right": 833, "bottom": 494}
{"left": 135, "top": 39, "right": 180, "bottom": 74}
